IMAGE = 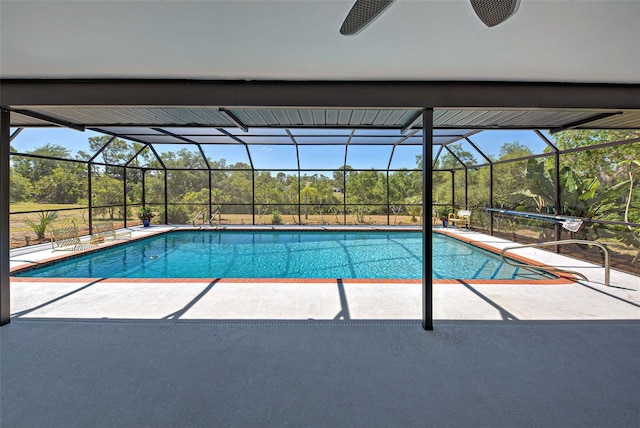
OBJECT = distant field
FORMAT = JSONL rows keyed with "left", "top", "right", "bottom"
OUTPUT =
{"left": 10, "top": 203, "right": 86, "bottom": 213}
{"left": 9, "top": 203, "right": 120, "bottom": 248}
{"left": 9, "top": 204, "right": 424, "bottom": 248}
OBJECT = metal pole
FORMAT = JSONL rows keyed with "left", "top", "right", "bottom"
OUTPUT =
{"left": 208, "top": 170, "right": 213, "bottom": 221}
{"left": 343, "top": 169, "right": 347, "bottom": 225}
{"left": 464, "top": 168, "right": 468, "bottom": 209}
{"left": 252, "top": 171, "right": 255, "bottom": 225}
{"left": 1, "top": 108, "right": 11, "bottom": 325}
{"left": 386, "top": 170, "right": 390, "bottom": 225}
{"left": 451, "top": 170, "right": 455, "bottom": 213}
{"left": 489, "top": 164, "right": 494, "bottom": 235}
{"left": 554, "top": 151, "right": 561, "bottom": 246}
{"left": 88, "top": 163, "right": 93, "bottom": 234}
{"left": 164, "top": 171, "right": 168, "bottom": 224}
{"left": 141, "top": 169, "right": 146, "bottom": 207}
{"left": 422, "top": 108, "right": 434, "bottom": 331}
{"left": 123, "top": 167, "right": 128, "bottom": 228}
{"left": 297, "top": 170, "right": 301, "bottom": 224}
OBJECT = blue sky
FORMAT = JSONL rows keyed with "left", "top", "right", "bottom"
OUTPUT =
{"left": 10, "top": 127, "right": 551, "bottom": 170}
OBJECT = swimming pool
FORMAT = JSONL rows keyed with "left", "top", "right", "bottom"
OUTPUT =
{"left": 14, "top": 231, "right": 552, "bottom": 280}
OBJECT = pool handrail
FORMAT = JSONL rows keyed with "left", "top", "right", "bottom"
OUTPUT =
{"left": 499, "top": 239, "right": 610, "bottom": 286}
{"left": 209, "top": 209, "right": 220, "bottom": 226}
{"left": 191, "top": 210, "right": 205, "bottom": 228}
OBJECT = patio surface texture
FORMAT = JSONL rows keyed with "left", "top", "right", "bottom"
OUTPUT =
{"left": 2, "top": 226, "right": 639, "bottom": 427}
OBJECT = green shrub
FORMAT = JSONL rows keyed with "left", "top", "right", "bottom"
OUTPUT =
{"left": 272, "top": 210, "right": 282, "bottom": 225}
{"left": 25, "top": 210, "right": 59, "bottom": 240}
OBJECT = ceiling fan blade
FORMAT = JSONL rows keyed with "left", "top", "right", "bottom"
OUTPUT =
{"left": 340, "top": 0, "right": 395, "bottom": 36}
{"left": 470, "top": 0, "right": 520, "bottom": 27}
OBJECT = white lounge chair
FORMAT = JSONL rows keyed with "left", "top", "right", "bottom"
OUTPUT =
{"left": 51, "top": 224, "right": 98, "bottom": 251}
{"left": 94, "top": 222, "right": 132, "bottom": 242}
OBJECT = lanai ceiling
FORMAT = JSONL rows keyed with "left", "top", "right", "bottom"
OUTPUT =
{"left": 1, "top": 1, "right": 639, "bottom": 134}
{"left": 1, "top": 1, "right": 639, "bottom": 83}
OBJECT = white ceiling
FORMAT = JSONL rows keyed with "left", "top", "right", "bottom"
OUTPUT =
{"left": 1, "top": 0, "right": 639, "bottom": 83}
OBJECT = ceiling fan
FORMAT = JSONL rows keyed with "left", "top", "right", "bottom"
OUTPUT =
{"left": 340, "top": 0, "right": 521, "bottom": 35}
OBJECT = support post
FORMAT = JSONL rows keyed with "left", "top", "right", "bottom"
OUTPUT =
{"left": 164, "top": 171, "right": 168, "bottom": 224}
{"left": 489, "top": 164, "right": 494, "bottom": 235}
{"left": 141, "top": 169, "right": 146, "bottom": 207}
{"left": 343, "top": 169, "right": 347, "bottom": 225}
{"left": 88, "top": 163, "right": 93, "bottom": 234}
{"left": 422, "top": 108, "right": 434, "bottom": 331}
{"left": 208, "top": 170, "right": 213, "bottom": 221}
{"left": 1, "top": 108, "right": 11, "bottom": 325}
{"left": 252, "top": 171, "right": 255, "bottom": 225}
{"left": 451, "top": 170, "right": 455, "bottom": 213}
{"left": 554, "top": 151, "right": 561, "bottom": 248}
{"left": 123, "top": 167, "right": 128, "bottom": 228}
{"left": 386, "top": 170, "right": 390, "bottom": 225}
{"left": 297, "top": 170, "right": 301, "bottom": 225}
{"left": 464, "top": 168, "right": 468, "bottom": 209}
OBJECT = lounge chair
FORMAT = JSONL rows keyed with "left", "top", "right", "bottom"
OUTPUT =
{"left": 448, "top": 210, "right": 472, "bottom": 229}
{"left": 94, "top": 222, "right": 132, "bottom": 242}
{"left": 50, "top": 224, "right": 98, "bottom": 251}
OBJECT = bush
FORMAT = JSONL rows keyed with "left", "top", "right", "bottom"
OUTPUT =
{"left": 25, "top": 210, "right": 59, "bottom": 240}
{"left": 165, "top": 205, "right": 190, "bottom": 224}
{"left": 272, "top": 210, "right": 282, "bottom": 225}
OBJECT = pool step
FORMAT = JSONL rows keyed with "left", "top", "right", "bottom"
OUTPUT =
{"left": 474, "top": 261, "right": 524, "bottom": 280}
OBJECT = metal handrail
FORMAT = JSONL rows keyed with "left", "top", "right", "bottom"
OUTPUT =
{"left": 500, "top": 239, "right": 610, "bottom": 286}
{"left": 209, "top": 210, "right": 220, "bottom": 226}
{"left": 191, "top": 210, "right": 204, "bottom": 227}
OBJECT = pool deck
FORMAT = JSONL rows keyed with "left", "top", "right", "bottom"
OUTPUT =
{"left": 3, "top": 225, "right": 640, "bottom": 426}
{"left": 7, "top": 224, "right": 639, "bottom": 321}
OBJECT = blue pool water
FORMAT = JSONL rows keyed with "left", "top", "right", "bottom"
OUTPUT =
{"left": 15, "top": 231, "right": 551, "bottom": 280}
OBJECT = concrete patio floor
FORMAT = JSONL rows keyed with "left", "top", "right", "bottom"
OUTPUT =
{"left": 2, "top": 226, "right": 639, "bottom": 426}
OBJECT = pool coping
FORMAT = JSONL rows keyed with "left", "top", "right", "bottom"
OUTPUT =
{"left": 9, "top": 226, "right": 577, "bottom": 285}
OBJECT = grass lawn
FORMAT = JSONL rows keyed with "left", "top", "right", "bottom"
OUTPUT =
{"left": 10, "top": 202, "right": 86, "bottom": 213}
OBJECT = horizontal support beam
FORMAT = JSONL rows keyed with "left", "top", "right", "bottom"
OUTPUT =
{"left": 11, "top": 108, "right": 85, "bottom": 131}
{"left": 549, "top": 112, "right": 623, "bottom": 134}
{"left": 219, "top": 108, "right": 248, "bottom": 132}
{"left": 2, "top": 80, "right": 640, "bottom": 110}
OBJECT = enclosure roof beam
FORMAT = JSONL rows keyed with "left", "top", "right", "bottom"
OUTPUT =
{"left": 146, "top": 144, "right": 166, "bottom": 169}
{"left": 534, "top": 130, "right": 559, "bottom": 152}
{"left": 400, "top": 110, "right": 424, "bottom": 134}
{"left": 9, "top": 128, "right": 23, "bottom": 143}
{"left": 216, "top": 128, "right": 253, "bottom": 169}
{"left": 10, "top": 108, "right": 85, "bottom": 132}
{"left": 285, "top": 129, "right": 300, "bottom": 171}
{"left": 125, "top": 143, "right": 150, "bottom": 167}
{"left": 152, "top": 127, "right": 198, "bottom": 144}
{"left": 152, "top": 127, "right": 211, "bottom": 169}
{"left": 549, "top": 112, "right": 623, "bottom": 134}
{"left": 464, "top": 137, "right": 492, "bottom": 164}
{"left": 556, "top": 136, "right": 640, "bottom": 156}
{"left": 387, "top": 146, "right": 396, "bottom": 171}
{"left": 195, "top": 144, "right": 211, "bottom": 170}
{"left": 432, "top": 145, "right": 443, "bottom": 169}
{"left": 89, "top": 135, "right": 117, "bottom": 163}
{"left": 344, "top": 130, "right": 355, "bottom": 170}
{"left": 443, "top": 144, "right": 467, "bottom": 169}
{"left": 219, "top": 108, "right": 248, "bottom": 132}
{"left": 387, "top": 129, "right": 419, "bottom": 170}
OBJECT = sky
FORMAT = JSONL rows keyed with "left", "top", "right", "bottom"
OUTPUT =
{"left": 10, "top": 127, "right": 551, "bottom": 171}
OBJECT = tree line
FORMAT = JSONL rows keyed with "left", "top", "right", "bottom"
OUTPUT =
{"left": 10, "top": 131, "right": 640, "bottom": 226}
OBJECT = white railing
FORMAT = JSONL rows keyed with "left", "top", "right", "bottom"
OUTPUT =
{"left": 191, "top": 210, "right": 204, "bottom": 227}
{"left": 209, "top": 210, "right": 220, "bottom": 226}
{"left": 500, "top": 239, "right": 610, "bottom": 286}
